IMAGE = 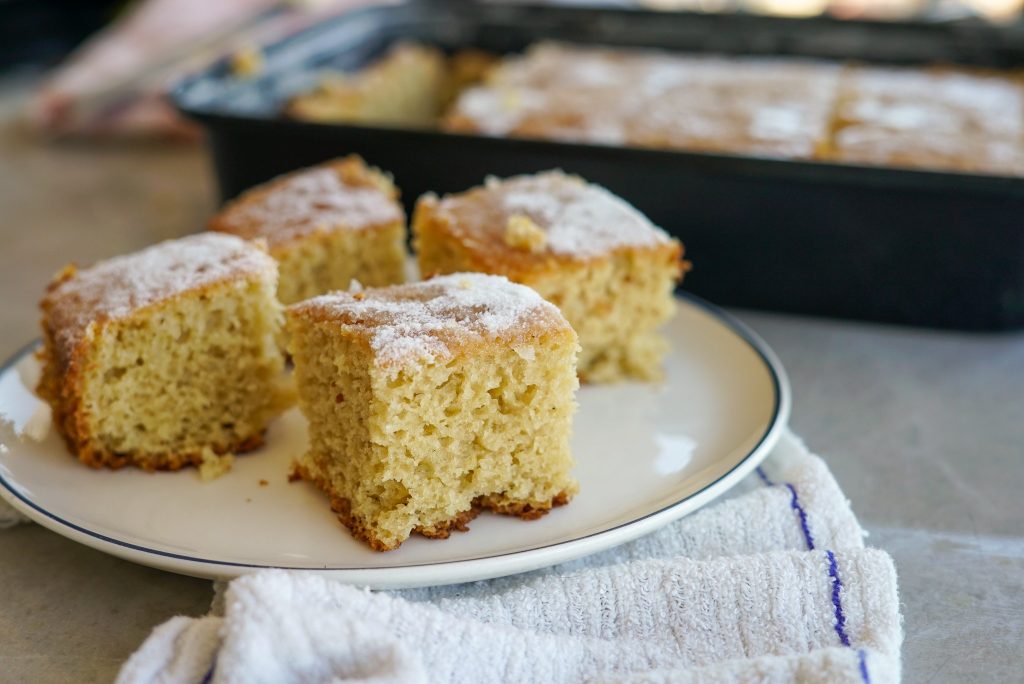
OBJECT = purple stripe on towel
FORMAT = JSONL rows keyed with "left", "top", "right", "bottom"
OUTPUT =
{"left": 858, "top": 649, "right": 871, "bottom": 684}
{"left": 757, "top": 467, "right": 815, "bottom": 550}
{"left": 826, "top": 550, "right": 852, "bottom": 647}
{"left": 786, "top": 483, "right": 816, "bottom": 551}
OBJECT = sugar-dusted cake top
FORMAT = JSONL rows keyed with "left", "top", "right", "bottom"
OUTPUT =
{"left": 830, "top": 67, "right": 1024, "bottom": 174}
{"left": 444, "top": 43, "right": 839, "bottom": 158}
{"left": 289, "top": 272, "right": 574, "bottom": 368}
{"left": 419, "top": 170, "right": 676, "bottom": 273}
{"left": 830, "top": 126, "right": 1024, "bottom": 174}
{"left": 42, "top": 232, "right": 275, "bottom": 357}
{"left": 210, "top": 156, "right": 405, "bottom": 249}
{"left": 837, "top": 67, "right": 1024, "bottom": 137}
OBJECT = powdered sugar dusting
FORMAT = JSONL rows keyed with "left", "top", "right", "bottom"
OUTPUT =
{"left": 841, "top": 67, "right": 1024, "bottom": 137}
{"left": 216, "top": 166, "right": 403, "bottom": 246}
{"left": 496, "top": 171, "right": 671, "bottom": 258}
{"left": 446, "top": 43, "right": 1024, "bottom": 175}
{"left": 293, "top": 273, "right": 566, "bottom": 368}
{"left": 445, "top": 43, "right": 839, "bottom": 159}
{"left": 44, "top": 233, "right": 275, "bottom": 354}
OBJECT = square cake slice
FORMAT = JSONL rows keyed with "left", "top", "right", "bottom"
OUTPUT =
{"left": 413, "top": 170, "right": 687, "bottom": 383}
{"left": 210, "top": 156, "right": 408, "bottom": 305}
{"left": 286, "top": 273, "right": 579, "bottom": 551}
{"left": 37, "top": 233, "right": 288, "bottom": 471}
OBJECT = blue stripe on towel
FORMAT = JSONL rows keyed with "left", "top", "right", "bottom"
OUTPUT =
{"left": 755, "top": 467, "right": 816, "bottom": 550}
{"left": 826, "top": 550, "right": 852, "bottom": 647}
{"left": 858, "top": 648, "right": 871, "bottom": 684}
{"left": 763, "top": 468, "right": 869, "bottom": 683}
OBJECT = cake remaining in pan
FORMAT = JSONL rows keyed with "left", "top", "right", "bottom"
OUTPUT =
{"left": 286, "top": 43, "right": 448, "bottom": 127}
{"left": 445, "top": 43, "right": 841, "bottom": 160}
{"left": 826, "top": 66, "right": 1024, "bottom": 175}
{"left": 444, "top": 42, "right": 1024, "bottom": 176}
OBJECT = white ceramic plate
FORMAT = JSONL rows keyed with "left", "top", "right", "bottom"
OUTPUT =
{"left": 0, "top": 296, "right": 789, "bottom": 589}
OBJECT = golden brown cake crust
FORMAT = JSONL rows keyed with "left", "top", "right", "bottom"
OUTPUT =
{"left": 412, "top": 170, "right": 687, "bottom": 282}
{"left": 293, "top": 461, "right": 574, "bottom": 551}
{"left": 39, "top": 233, "right": 276, "bottom": 374}
{"left": 286, "top": 272, "right": 575, "bottom": 370}
{"left": 71, "top": 431, "right": 264, "bottom": 472}
{"left": 209, "top": 156, "right": 405, "bottom": 251}
{"left": 36, "top": 233, "right": 282, "bottom": 471}
{"left": 476, "top": 490, "right": 573, "bottom": 520}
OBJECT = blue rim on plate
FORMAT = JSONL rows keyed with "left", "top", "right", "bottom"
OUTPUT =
{"left": 0, "top": 293, "right": 790, "bottom": 583}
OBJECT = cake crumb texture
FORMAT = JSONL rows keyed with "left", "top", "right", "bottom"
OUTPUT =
{"left": 198, "top": 448, "right": 236, "bottom": 481}
{"left": 287, "top": 274, "right": 579, "bottom": 551}
{"left": 37, "top": 233, "right": 288, "bottom": 470}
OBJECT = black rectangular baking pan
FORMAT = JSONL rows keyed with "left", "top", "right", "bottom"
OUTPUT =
{"left": 172, "top": 2, "right": 1024, "bottom": 330}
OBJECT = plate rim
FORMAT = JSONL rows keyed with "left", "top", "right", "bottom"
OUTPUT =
{"left": 0, "top": 294, "right": 791, "bottom": 588}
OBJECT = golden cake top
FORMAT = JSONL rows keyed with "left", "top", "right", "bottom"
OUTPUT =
{"left": 829, "top": 67, "right": 1024, "bottom": 175}
{"left": 288, "top": 272, "right": 574, "bottom": 369}
{"left": 41, "top": 232, "right": 275, "bottom": 356}
{"left": 836, "top": 67, "right": 1024, "bottom": 138}
{"left": 444, "top": 43, "right": 839, "bottom": 158}
{"left": 210, "top": 156, "right": 405, "bottom": 249}
{"left": 830, "top": 126, "right": 1024, "bottom": 175}
{"left": 416, "top": 170, "right": 678, "bottom": 275}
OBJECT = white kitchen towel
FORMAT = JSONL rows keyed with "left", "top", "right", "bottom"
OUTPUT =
{"left": 118, "top": 431, "right": 902, "bottom": 683}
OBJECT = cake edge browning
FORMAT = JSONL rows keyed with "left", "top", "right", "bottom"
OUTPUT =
{"left": 36, "top": 245, "right": 284, "bottom": 471}
{"left": 208, "top": 155, "right": 405, "bottom": 252}
{"left": 291, "top": 461, "right": 575, "bottom": 551}
{"left": 286, "top": 272, "right": 576, "bottom": 372}
{"left": 36, "top": 324, "right": 271, "bottom": 471}
{"left": 412, "top": 183, "right": 690, "bottom": 284}
{"left": 39, "top": 235, "right": 279, "bottom": 376}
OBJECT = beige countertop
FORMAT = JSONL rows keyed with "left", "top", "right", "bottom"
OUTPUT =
{"left": 1, "top": 79, "right": 1022, "bottom": 683}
